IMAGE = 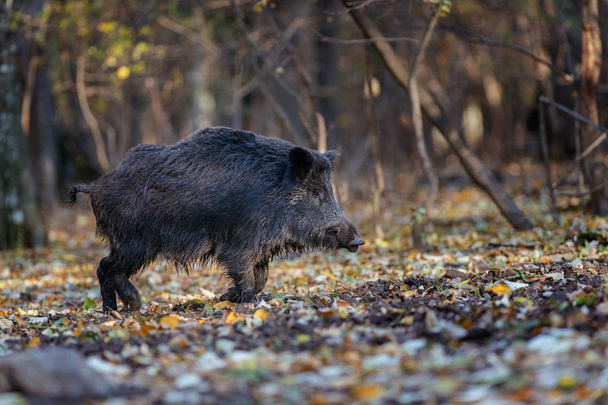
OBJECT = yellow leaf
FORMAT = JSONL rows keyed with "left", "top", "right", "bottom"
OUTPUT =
{"left": 352, "top": 384, "right": 382, "bottom": 401}
{"left": 401, "top": 315, "right": 414, "bottom": 325}
{"left": 225, "top": 310, "right": 246, "bottom": 325}
{"left": 557, "top": 375, "right": 578, "bottom": 390}
{"left": 296, "top": 334, "right": 311, "bottom": 343}
{"left": 116, "top": 66, "right": 130, "bottom": 80}
{"left": 27, "top": 337, "right": 40, "bottom": 348}
{"left": 253, "top": 309, "right": 268, "bottom": 321}
{"left": 489, "top": 283, "right": 512, "bottom": 296}
{"left": 159, "top": 314, "right": 180, "bottom": 329}
{"left": 73, "top": 320, "right": 83, "bottom": 336}
{"left": 213, "top": 301, "right": 236, "bottom": 309}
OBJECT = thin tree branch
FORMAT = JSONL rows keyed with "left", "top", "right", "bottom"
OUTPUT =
{"left": 440, "top": 23, "right": 573, "bottom": 84}
{"left": 75, "top": 52, "right": 111, "bottom": 172}
{"left": 230, "top": 0, "right": 306, "bottom": 146}
{"left": 317, "top": 34, "right": 418, "bottom": 45}
{"left": 230, "top": 0, "right": 315, "bottom": 144}
{"left": 539, "top": 96, "right": 608, "bottom": 191}
{"left": 264, "top": 9, "right": 318, "bottom": 106}
{"left": 540, "top": 96, "right": 604, "bottom": 135}
{"left": 409, "top": 6, "right": 440, "bottom": 249}
{"left": 539, "top": 100, "right": 559, "bottom": 222}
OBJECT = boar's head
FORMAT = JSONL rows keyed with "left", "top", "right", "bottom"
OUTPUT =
{"left": 284, "top": 147, "right": 364, "bottom": 253}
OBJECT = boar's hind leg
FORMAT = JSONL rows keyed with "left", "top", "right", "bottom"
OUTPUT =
{"left": 254, "top": 260, "right": 269, "bottom": 294}
{"left": 98, "top": 253, "right": 144, "bottom": 313}
{"left": 219, "top": 257, "right": 257, "bottom": 303}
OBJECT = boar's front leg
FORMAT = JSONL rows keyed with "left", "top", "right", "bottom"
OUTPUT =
{"left": 97, "top": 257, "right": 117, "bottom": 312}
{"left": 114, "top": 274, "right": 142, "bottom": 312}
{"left": 218, "top": 255, "right": 257, "bottom": 303}
{"left": 254, "top": 260, "right": 269, "bottom": 294}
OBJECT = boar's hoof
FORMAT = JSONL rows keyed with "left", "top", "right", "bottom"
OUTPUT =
{"left": 119, "top": 295, "right": 142, "bottom": 313}
{"left": 120, "top": 302, "right": 141, "bottom": 313}
{"left": 219, "top": 287, "right": 257, "bottom": 303}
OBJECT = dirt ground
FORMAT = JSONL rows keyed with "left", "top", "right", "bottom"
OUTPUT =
{"left": 1, "top": 187, "right": 608, "bottom": 404}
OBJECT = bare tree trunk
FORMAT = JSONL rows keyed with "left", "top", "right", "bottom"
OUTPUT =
{"left": 580, "top": 0, "right": 606, "bottom": 214}
{"left": 342, "top": 1, "right": 533, "bottom": 230}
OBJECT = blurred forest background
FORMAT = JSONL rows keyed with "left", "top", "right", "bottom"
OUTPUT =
{"left": 1, "top": 0, "right": 607, "bottom": 250}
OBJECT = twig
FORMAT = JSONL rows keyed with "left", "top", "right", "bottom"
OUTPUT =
{"left": 364, "top": 51, "right": 385, "bottom": 242}
{"left": 511, "top": 257, "right": 608, "bottom": 267}
{"left": 75, "top": 52, "right": 111, "bottom": 172}
{"left": 538, "top": 100, "right": 558, "bottom": 222}
{"left": 328, "top": 0, "right": 384, "bottom": 15}
{"left": 409, "top": 6, "right": 440, "bottom": 249}
{"left": 263, "top": 8, "right": 321, "bottom": 144}
{"left": 555, "top": 179, "right": 608, "bottom": 197}
{"left": 264, "top": 9, "right": 318, "bottom": 108}
{"left": 317, "top": 33, "right": 418, "bottom": 45}
{"left": 230, "top": 0, "right": 314, "bottom": 145}
{"left": 540, "top": 96, "right": 604, "bottom": 133}
{"left": 230, "top": 0, "right": 306, "bottom": 145}
{"left": 539, "top": 96, "right": 608, "bottom": 189}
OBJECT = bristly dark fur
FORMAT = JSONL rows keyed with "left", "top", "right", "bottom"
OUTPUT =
{"left": 69, "top": 126, "right": 363, "bottom": 312}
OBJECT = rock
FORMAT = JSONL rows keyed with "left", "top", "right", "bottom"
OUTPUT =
{"left": 0, "top": 348, "right": 112, "bottom": 399}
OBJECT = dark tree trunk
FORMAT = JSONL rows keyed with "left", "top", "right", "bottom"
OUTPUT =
{"left": 314, "top": 1, "right": 339, "bottom": 150}
{"left": 580, "top": 0, "right": 607, "bottom": 215}
{"left": 0, "top": 2, "right": 44, "bottom": 249}
{"left": 28, "top": 67, "right": 59, "bottom": 233}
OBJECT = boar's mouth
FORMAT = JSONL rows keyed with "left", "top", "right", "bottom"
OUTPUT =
{"left": 346, "top": 235, "right": 365, "bottom": 252}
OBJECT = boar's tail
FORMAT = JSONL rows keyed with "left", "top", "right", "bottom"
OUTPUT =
{"left": 66, "top": 185, "right": 91, "bottom": 206}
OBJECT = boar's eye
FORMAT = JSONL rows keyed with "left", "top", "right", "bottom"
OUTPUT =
{"left": 312, "top": 190, "right": 321, "bottom": 198}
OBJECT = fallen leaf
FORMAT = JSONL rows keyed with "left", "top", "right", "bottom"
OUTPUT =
{"left": 352, "top": 384, "right": 382, "bottom": 401}
{"left": 224, "top": 311, "right": 246, "bottom": 325}
{"left": 253, "top": 308, "right": 268, "bottom": 321}
{"left": 489, "top": 282, "right": 512, "bottom": 296}
{"left": 27, "top": 337, "right": 40, "bottom": 348}
{"left": 214, "top": 301, "right": 236, "bottom": 309}
{"left": 159, "top": 314, "right": 180, "bottom": 329}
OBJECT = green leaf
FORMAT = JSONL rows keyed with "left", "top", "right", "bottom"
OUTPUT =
{"left": 83, "top": 298, "right": 97, "bottom": 309}
{"left": 51, "top": 317, "right": 66, "bottom": 328}
{"left": 135, "top": 313, "right": 146, "bottom": 325}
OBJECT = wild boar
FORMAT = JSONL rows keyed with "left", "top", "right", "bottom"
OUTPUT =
{"left": 69, "top": 127, "right": 364, "bottom": 311}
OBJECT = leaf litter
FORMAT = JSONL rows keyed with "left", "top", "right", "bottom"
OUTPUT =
{"left": 1, "top": 187, "right": 608, "bottom": 403}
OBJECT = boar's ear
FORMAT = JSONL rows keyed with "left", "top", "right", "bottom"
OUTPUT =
{"left": 324, "top": 150, "right": 339, "bottom": 170}
{"left": 285, "top": 147, "right": 314, "bottom": 184}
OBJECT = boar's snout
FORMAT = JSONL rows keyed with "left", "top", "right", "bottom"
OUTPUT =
{"left": 347, "top": 235, "right": 365, "bottom": 252}
{"left": 325, "top": 222, "right": 364, "bottom": 252}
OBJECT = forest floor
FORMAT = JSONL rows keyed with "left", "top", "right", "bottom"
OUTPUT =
{"left": 1, "top": 178, "right": 608, "bottom": 404}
